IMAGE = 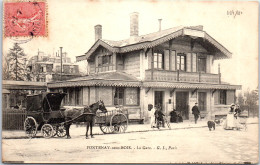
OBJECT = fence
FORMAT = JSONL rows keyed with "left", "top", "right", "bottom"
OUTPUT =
{"left": 2, "top": 110, "right": 26, "bottom": 130}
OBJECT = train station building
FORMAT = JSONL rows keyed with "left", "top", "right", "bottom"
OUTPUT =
{"left": 47, "top": 13, "right": 241, "bottom": 122}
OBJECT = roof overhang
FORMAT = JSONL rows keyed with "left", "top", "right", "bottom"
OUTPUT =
{"left": 143, "top": 81, "right": 241, "bottom": 90}
{"left": 2, "top": 80, "right": 47, "bottom": 90}
{"left": 48, "top": 79, "right": 141, "bottom": 88}
{"left": 76, "top": 27, "right": 232, "bottom": 62}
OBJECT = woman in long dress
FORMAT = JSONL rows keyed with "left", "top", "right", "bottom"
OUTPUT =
{"left": 223, "top": 103, "right": 237, "bottom": 129}
{"left": 149, "top": 105, "right": 156, "bottom": 128}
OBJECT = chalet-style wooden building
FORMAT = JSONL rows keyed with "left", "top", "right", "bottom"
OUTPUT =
{"left": 48, "top": 13, "right": 241, "bottom": 122}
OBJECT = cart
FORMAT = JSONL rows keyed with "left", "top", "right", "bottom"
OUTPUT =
{"left": 24, "top": 92, "right": 129, "bottom": 138}
{"left": 96, "top": 108, "right": 129, "bottom": 134}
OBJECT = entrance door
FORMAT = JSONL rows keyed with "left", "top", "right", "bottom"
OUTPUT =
{"left": 154, "top": 91, "right": 164, "bottom": 111}
{"left": 198, "top": 92, "right": 207, "bottom": 111}
{"left": 176, "top": 92, "right": 189, "bottom": 120}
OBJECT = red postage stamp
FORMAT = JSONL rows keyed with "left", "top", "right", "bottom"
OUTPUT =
{"left": 4, "top": 1, "right": 47, "bottom": 37}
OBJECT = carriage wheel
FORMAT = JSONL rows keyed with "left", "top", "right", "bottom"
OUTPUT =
{"left": 24, "top": 117, "right": 38, "bottom": 138}
{"left": 110, "top": 113, "right": 128, "bottom": 133}
{"left": 99, "top": 124, "right": 114, "bottom": 134}
{"left": 52, "top": 125, "right": 58, "bottom": 137}
{"left": 41, "top": 124, "right": 54, "bottom": 138}
{"left": 56, "top": 125, "right": 66, "bottom": 137}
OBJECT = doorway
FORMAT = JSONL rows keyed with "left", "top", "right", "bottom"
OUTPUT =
{"left": 176, "top": 92, "right": 189, "bottom": 120}
{"left": 198, "top": 92, "right": 207, "bottom": 111}
{"left": 154, "top": 91, "right": 164, "bottom": 111}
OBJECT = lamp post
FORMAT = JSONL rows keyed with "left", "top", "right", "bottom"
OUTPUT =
{"left": 60, "top": 47, "right": 63, "bottom": 81}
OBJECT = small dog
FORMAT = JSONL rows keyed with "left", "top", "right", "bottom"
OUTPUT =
{"left": 207, "top": 121, "right": 216, "bottom": 131}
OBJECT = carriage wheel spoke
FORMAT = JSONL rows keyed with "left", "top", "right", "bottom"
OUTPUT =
{"left": 24, "top": 117, "right": 38, "bottom": 138}
{"left": 110, "top": 113, "right": 128, "bottom": 134}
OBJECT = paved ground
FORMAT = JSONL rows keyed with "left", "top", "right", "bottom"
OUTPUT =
{"left": 2, "top": 117, "right": 258, "bottom": 139}
{"left": 2, "top": 123, "right": 258, "bottom": 163}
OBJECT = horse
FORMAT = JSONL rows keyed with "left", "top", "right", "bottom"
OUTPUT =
{"left": 63, "top": 100, "right": 107, "bottom": 139}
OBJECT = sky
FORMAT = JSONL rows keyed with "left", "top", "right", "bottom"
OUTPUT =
{"left": 2, "top": 0, "right": 259, "bottom": 91}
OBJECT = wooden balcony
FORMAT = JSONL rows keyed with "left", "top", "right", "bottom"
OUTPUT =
{"left": 145, "top": 69, "right": 220, "bottom": 83}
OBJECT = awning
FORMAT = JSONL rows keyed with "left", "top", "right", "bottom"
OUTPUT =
{"left": 2, "top": 89, "right": 10, "bottom": 94}
{"left": 48, "top": 80, "right": 141, "bottom": 88}
{"left": 143, "top": 81, "right": 241, "bottom": 90}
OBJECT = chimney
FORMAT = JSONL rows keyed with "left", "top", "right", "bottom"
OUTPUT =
{"left": 95, "top": 25, "right": 102, "bottom": 41}
{"left": 130, "top": 12, "right": 139, "bottom": 37}
{"left": 158, "top": 19, "right": 162, "bottom": 31}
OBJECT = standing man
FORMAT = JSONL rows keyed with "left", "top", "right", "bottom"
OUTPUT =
{"left": 192, "top": 103, "right": 200, "bottom": 124}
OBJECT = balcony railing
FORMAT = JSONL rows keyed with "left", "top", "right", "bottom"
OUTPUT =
{"left": 145, "top": 69, "right": 220, "bottom": 83}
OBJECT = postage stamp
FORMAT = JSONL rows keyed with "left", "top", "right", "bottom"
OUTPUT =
{"left": 4, "top": 1, "right": 47, "bottom": 37}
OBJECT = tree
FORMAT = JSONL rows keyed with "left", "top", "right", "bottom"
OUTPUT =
{"left": 237, "top": 92, "right": 245, "bottom": 106}
{"left": 2, "top": 55, "right": 10, "bottom": 80}
{"left": 244, "top": 88, "right": 259, "bottom": 117}
{"left": 6, "top": 43, "right": 28, "bottom": 81}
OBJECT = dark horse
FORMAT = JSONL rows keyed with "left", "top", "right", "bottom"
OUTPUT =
{"left": 63, "top": 100, "right": 107, "bottom": 139}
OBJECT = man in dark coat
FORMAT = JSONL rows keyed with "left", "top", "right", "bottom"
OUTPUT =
{"left": 155, "top": 108, "right": 165, "bottom": 128}
{"left": 192, "top": 103, "right": 200, "bottom": 124}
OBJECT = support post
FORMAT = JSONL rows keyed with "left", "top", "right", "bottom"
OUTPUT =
{"left": 218, "top": 63, "right": 221, "bottom": 84}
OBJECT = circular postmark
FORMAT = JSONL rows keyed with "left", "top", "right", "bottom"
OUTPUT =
{"left": 4, "top": 1, "right": 46, "bottom": 38}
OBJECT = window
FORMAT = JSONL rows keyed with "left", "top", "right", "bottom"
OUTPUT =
{"left": 219, "top": 90, "right": 227, "bottom": 104}
{"left": 153, "top": 52, "right": 164, "bottom": 69}
{"left": 75, "top": 87, "right": 82, "bottom": 105}
{"left": 177, "top": 53, "right": 186, "bottom": 71}
{"left": 98, "top": 55, "right": 112, "bottom": 67}
{"left": 114, "top": 87, "right": 124, "bottom": 105}
{"left": 125, "top": 88, "right": 139, "bottom": 105}
{"left": 198, "top": 56, "right": 206, "bottom": 72}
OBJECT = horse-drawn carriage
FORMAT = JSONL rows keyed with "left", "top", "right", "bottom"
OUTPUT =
{"left": 24, "top": 92, "right": 129, "bottom": 138}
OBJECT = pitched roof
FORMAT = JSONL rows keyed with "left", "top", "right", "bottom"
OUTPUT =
{"left": 67, "top": 71, "right": 139, "bottom": 82}
{"left": 48, "top": 72, "right": 141, "bottom": 88}
{"left": 76, "top": 25, "right": 232, "bottom": 62}
{"left": 102, "top": 25, "right": 184, "bottom": 47}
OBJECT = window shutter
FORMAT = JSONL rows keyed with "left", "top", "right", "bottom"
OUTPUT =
{"left": 148, "top": 49, "right": 152, "bottom": 69}
{"left": 214, "top": 91, "right": 219, "bottom": 105}
{"left": 186, "top": 53, "right": 191, "bottom": 72}
{"left": 226, "top": 90, "right": 235, "bottom": 105}
{"left": 192, "top": 53, "right": 197, "bottom": 72}
{"left": 164, "top": 50, "right": 169, "bottom": 70}
{"left": 171, "top": 50, "right": 176, "bottom": 71}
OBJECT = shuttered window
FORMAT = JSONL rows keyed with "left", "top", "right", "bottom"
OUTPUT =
{"left": 198, "top": 56, "right": 206, "bottom": 72}
{"left": 153, "top": 52, "right": 164, "bottom": 69}
{"left": 219, "top": 90, "right": 227, "bottom": 105}
{"left": 177, "top": 53, "right": 186, "bottom": 71}
{"left": 114, "top": 87, "right": 124, "bottom": 105}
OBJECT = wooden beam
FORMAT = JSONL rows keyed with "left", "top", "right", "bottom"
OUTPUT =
{"left": 212, "top": 89, "right": 217, "bottom": 96}
{"left": 190, "top": 38, "right": 196, "bottom": 51}
{"left": 146, "top": 87, "right": 151, "bottom": 94}
{"left": 192, "top": 88, "right": 198, "bottom": 95}
{"left": 170, "top": 88, "right": 176, "bottom": 97}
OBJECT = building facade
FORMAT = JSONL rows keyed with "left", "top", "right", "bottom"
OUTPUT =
{"left": 2, "top": 80, "right": 47, "bottom": 110}
{"left": 27, "top": 50, "right": 80, "bottom": 82}
{"left": 48, "top": 13, "right": 241, "bottom": 122}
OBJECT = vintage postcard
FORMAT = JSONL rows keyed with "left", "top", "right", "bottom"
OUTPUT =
{"left": 2, "top": 0, "right": 259, "bottom": 164}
